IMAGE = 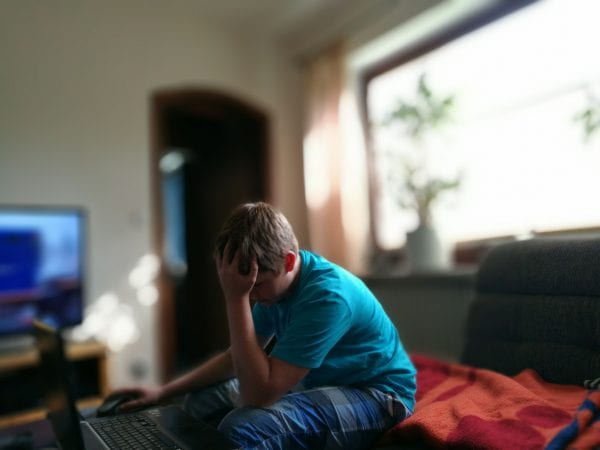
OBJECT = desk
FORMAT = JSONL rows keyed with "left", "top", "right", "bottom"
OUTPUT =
{"left": 0, "top": 340, "right": 107, "bottom": 428}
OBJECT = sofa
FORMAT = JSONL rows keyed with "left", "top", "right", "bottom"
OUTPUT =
{"left": 375, "top": 237, "right": 600, "bottom": 449}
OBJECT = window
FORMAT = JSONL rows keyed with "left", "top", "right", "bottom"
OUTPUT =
{"left": 365, "top": 0, "right": 600, "bottom": 251}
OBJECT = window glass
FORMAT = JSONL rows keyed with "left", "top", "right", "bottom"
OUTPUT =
{"left": 368, "top": 0, "right": 600, "bottom": 249}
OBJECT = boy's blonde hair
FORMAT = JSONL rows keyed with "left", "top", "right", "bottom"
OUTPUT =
{"left": 214, "top": 202, "right": 298, "bottom": 274}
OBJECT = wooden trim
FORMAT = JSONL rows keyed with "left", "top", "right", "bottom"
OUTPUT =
{"left": 533, "top": 225, "right": 600, "bottom": 237}
{"left": 362, "top": 0, "right": 538, "bottom": 84}
{"left": 149, "top": 92, "right": 174, "bottom": 384}
{"left": 453, "top": 226, "right": 600, "bottom": 265}
{"left": 0, "top": 397, "right": 103, "bottom": 428}
{"left": 0, "top": 340, "right": 106, "bottom": 372}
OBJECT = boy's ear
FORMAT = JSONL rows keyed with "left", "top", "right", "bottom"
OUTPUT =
{"left": 284, "top": 251, "right": 296, "bottom": 273}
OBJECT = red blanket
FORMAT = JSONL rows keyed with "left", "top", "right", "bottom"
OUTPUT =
{"left": 377, "top": 354, "right": 600, "bottom": 449}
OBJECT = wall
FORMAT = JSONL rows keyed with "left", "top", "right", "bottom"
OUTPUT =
{"left": 0, "top": 0, "right": 306, "bottom": 387}
{"left": 0, "top": 0, "right": 453, "bottom": 388}
{"left": 365, "top": 273, "right": 476, "bottom": 362}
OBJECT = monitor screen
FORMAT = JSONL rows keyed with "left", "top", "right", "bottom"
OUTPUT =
{"left": 0, "top": 206, "right": 85, "bottom": 336}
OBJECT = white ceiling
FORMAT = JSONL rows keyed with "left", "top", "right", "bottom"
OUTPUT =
{"left": 183, "top": 0, "right": 354, "bottom": 34}
{"left": 177, "top": 0, "right": 427, "bottom": 57}
{"left": 154, "top": 0, "right": 458, "bottom": 62}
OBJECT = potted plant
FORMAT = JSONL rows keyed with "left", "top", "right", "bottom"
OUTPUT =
{"left": 379, "top": 74, "right": 460, "bottom": 271}
{"left": 574, "top": 94, "right": 600, "bottom": 142}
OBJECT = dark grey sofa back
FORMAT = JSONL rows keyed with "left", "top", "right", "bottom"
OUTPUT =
{"left": 461, "top": 238, "right": 600, "bottom": 385}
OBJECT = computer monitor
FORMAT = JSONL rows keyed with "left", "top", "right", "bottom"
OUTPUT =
{"left": 0, "top": 206, "right": 86, "bottom": 338}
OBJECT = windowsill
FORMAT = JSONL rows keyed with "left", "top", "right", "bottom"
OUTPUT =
{"left": 362, "top": 265, "right": 477, "bottom": 288}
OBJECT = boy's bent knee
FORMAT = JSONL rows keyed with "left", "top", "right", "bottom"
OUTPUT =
{"left": 218, "top": 403, "right": 335, "bottom": 450}
{"left": 218, "top": 406, "right": 289, "bottom": 449}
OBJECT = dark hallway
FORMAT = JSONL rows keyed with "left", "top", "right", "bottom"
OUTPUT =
{"left": 151, "top": 89, "right": 270, "bottom": 379}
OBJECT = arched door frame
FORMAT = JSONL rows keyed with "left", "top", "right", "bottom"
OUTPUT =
{"left": 149, "top": 87, "right": 270, "bottom": 381}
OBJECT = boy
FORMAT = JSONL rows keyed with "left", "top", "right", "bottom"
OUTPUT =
{"left": 121, "top": 202, "right": 415, "bottom": 449}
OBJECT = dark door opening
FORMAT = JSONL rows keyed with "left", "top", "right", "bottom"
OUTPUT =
{"left": 150, "top": 88, "right": 270, "bottom": 380}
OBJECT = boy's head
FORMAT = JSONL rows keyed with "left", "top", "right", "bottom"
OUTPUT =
{"left": 214, "top": 202, "right": 299, "bottom": 275}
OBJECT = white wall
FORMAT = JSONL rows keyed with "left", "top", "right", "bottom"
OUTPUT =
{"left": 0, "top": 0, "right": 447, "bottom": 389}
{"left": 365, "top": 275, "right": 475, "bottom": 362}
{"left": 0, "top": 0, "right": 306, "bottom": 387}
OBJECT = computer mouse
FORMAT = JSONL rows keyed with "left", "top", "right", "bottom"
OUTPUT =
{"left": 97, "top": 393, "right": 136, "bottom": 417}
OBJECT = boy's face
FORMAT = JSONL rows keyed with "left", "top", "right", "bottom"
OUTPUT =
{"left": 250, "top": 270, "right": 289, "bottom": 306}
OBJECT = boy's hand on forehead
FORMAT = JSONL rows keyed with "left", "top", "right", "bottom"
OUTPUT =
{"left": 216, "top": 244, "right": 258, "bottom": 302}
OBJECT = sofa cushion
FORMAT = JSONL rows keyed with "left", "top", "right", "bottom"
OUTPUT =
{"left": 461, "top": 238, "right": 600, "bottom": 385}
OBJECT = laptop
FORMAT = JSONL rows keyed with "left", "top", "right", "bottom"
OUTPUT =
{"left": 33, "top": 320, "right": 237, "bottom": 450}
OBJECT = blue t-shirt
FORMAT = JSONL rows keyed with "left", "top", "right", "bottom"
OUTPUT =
{"left": 252, "top": 250, "right": 416, "bottom": 411}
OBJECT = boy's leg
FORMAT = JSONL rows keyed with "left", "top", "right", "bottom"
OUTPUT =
{"left": 183, "top": 378, "right": 241, "bottom": 425}
{"left": 217, "top": 386, "right": 410, "bottom": 450}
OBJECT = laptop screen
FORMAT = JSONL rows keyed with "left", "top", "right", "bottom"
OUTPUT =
{"left": 33, "top": 320, "right": 85, "bottom": 450}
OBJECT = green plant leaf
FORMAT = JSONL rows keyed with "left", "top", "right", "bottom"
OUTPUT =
{"left": 378, "top": 72, "right": 460, "bottom": 227}
{"left": 574, "top": 104, "right": 600, "bottom": 142}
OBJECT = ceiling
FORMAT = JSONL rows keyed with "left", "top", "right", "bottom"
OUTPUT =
{"left": 184, "top": 0, "right": 355, "bottom": 33}
{"left": 177, "top": 0, "right": 420, "bottom": 57}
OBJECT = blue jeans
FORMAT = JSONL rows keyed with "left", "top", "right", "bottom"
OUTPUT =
{"left": 184, "top": 379, "right": 410, "bottom": 450}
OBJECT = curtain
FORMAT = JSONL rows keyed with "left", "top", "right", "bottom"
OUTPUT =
{"left": 303, "top": 41, "right": 370, "bottom": 273}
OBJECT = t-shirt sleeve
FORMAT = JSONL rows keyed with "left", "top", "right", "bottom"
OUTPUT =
{"left": 252, "top": 303, "right": 274, "bottom": 338}
{"left": 270, "top": 296, "right": 352, "bottom": 369}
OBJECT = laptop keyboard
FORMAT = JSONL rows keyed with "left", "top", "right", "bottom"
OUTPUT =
{"left": 90, "top": 413, "right": 182, "bottom": 449}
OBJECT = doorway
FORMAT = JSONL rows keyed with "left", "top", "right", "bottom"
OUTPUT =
{"left": 150, "top": 88, "right": 270, "bottom": 380}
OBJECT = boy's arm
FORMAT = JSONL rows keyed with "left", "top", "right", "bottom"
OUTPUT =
{"left": 218, "top": 252, "right": 309, "bottom": 407}
{"left": 160, "top": 349, "right": 235, "bottom": 399}
{"left": 226, "top": 296, "right": 309, "bottom": 407}
{"left": 119, "top": 349, "right": 235, "bottom": 412}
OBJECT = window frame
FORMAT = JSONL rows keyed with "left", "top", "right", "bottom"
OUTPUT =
{"left": 357, "top": 0, "right": 539, "bottom": 256}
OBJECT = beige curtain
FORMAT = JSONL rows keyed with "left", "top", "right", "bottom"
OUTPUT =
{"left": 303, "top": 41, "right": 370, "bottom": 273}
{"left": 303, "top": 42, "right": 347, "bottom": 267}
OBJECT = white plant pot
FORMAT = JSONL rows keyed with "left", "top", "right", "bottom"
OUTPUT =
{"left": 405, "top": 225, "right": 447, "bottom": 272}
